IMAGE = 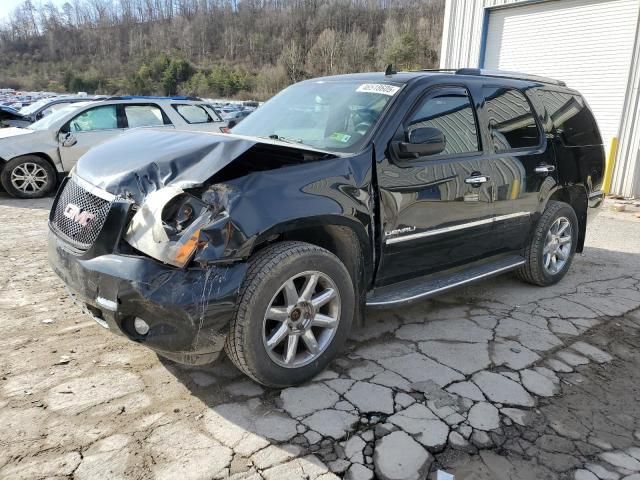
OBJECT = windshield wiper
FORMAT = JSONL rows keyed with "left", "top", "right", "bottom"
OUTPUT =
{"left": 264, "top": 134, "right": 304, "bottom": 144}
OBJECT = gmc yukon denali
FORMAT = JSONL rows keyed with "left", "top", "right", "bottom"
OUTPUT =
{"left": 48, "top": 69, "right": 605, "bottom": 387}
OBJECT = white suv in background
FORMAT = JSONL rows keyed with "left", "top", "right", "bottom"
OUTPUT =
{"left": 0, "top": 96, "right": 227, "bottom": 198}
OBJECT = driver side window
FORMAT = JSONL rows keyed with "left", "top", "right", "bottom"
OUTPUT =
{"left": 407, "top": 90, "right": 480, "bottom": 156}
{"left": 69, "top": 105, "right": 118, "bottom": 132}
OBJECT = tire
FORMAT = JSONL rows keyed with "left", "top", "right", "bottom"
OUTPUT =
{"left": 1, "top": 155, "right": 57, "bottom": 199}
{"left": 516, "top": 200, "right": 579, "bottom": 286}
{"left": 225, "top": 241, "right": 355, "bottom": 387}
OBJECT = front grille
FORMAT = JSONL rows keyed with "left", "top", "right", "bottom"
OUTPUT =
{"left": 50, "top": 177, "right": 113, "bottom": 250}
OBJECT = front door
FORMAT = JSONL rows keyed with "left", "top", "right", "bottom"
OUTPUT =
{"left": 58, "top": 104, "right": 124, "bottom": 171}
{"left": 376, "top": 86, "right": 497, "bottom": 285}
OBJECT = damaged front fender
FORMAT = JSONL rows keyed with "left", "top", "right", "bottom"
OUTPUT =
{"left": 76, "top": 128, "right": 373, "bottom": 272}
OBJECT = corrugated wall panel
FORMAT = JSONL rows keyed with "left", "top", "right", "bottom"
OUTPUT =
{"left": 440, "top": 0, "right": 513, "bottom": 69}
{"left": 612, "top": 20, "right": 640, "bottom": 197}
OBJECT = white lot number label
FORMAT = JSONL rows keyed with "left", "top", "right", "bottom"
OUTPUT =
{"left": 356, "top": 83, "right": 400, "bottom": 96}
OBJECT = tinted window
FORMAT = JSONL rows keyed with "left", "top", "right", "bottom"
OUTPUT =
{"left": 173, "top": 104, "right": 213, "bottom": 124}
{"left": 483, "top": 87, "right": 540, "bottom": 152}
{"left": 538, "top": 90, "right": 602, "bottom": 146}
{"left": 407, "top": 90, "right": 480, "bottom": 155}
{"left": 125, "top": 104, "right": 167, "bottom": 128}
{"left": 69, "top": 105, "right": 118, "bottom": 132}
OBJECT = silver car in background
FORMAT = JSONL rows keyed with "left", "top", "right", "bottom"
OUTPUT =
{"left": 18, "top": 96, "right": 94, "bottom": 123}
{"left": 0, "top": 97, "right": 226, "bottom": 198}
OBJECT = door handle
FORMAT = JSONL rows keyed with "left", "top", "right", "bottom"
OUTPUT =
{"left": 464, "top": 174, "right": 490, "bottom": 186}
{"left": 535, "top": 164, "right": 556, "bottom": 175}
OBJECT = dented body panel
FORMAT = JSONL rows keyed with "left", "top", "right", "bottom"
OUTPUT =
{"left": 48, "top": 128, "right": 374, "bottom": 364}
{"left": 49, "top": 230, "right": 246, "bottom": 363}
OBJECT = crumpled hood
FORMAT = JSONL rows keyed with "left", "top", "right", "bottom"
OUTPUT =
{"left": 0, "top": 127, "right": 33, "bottom": 139}
{"left": 75, "top": 129, "right": 334, "bottom": 203}
{"left": 75, "top": 129, "right": 254, "bottom": 200}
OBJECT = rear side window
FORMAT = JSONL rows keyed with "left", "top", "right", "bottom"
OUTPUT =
{"left": 537, "top": 90, "right": 602, "bottom": 146}
{"left": 124, "top": 104, "right": 168, "bottom": 128}
{"left": 407, "top": 89, "right": 480, "bottom": 156}
{"left": 482, "top": 86, "right": 540, "bottom": 152}
{"left": 173, "top": 104, "right": 213, "bottom": 124}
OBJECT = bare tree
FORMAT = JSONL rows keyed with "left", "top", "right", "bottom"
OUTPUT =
{"left": 0, "top": 0, "right": 445, "bottom": 98}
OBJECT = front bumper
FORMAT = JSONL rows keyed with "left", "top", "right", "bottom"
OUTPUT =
{"left": 48, "top": 229, "right": 247, "bottom": 365}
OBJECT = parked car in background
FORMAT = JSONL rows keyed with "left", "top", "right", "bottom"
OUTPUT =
{"left": 223, "top": 109, "right": 252, "bottom": 128}
{"left": 19, "top": 96, "right": 92, "bottom": 124}
{"left": 0, "top": 96, "right": 226, "bottom": 198}
{"left": 0, "top": 106, "right": 30, "bottom": 128}
{"left": 48, "top": 68, "right": 604, "bottom": 387}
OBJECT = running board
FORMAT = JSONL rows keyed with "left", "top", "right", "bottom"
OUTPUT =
{"left": 366, "top": 255, "right": 525, "bottom": 308}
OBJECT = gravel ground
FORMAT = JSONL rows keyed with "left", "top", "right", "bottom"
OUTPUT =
{"left": 1, "top": 194, "right": 640, "bottom": 480}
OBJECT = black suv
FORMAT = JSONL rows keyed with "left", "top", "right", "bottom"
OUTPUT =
{"left": 48, "top": 69, "right": 605, "bottom": 387}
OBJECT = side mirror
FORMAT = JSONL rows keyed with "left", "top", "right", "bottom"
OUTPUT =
{"left": 394, "top": 127, "right": 446, "bottom": 158}
{"left": 59, "top": 132, "right": 77, "bottom": 147}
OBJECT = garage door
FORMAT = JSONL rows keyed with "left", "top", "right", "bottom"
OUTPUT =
{"left": 483, "top": 0, "right": 639, "bottom": 147}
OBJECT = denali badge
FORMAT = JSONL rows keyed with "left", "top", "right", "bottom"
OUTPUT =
{"left": 385, "top": 226, "right": 416, "bottom": 237}
{"left": 63, "top": 203, "right": 95, "bottom": 227}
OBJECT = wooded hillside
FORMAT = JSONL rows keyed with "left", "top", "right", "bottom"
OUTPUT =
{"left": 0, "top": 0, "right": 444, "bottom": 99}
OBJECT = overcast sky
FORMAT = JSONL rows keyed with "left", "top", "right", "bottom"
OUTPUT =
{"left": 0, "top": 0, "right": 69, "bottom": 22}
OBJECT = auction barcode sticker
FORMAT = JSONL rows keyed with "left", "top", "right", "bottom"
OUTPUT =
{"left": 356, "top": 83, "right": 400, "bottom": 96}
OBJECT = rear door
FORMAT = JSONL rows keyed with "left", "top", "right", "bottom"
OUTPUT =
{"left": 375, "top": 85, "right": 497, "bottom": 285}
{"left": 478, "top": 85, "right": 558, "bottom": 252}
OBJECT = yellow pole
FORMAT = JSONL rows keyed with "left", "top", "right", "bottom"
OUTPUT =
{"left": 603, "top": 137, "right": 618, "bottom": 195}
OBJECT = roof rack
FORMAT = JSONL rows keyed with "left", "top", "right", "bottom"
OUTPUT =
{"left": 100, "top": 95, "right": 202, "bottom": 101}
{"left": 417, "top": 68, "right": 458, "bottom": 72}
{"left": 454, "top": 68, "right": 566, "bottom": 87}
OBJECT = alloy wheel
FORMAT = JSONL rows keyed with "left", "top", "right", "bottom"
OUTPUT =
{"left": 10, "top": 162, "right": 48, "bottom": 194}
{"left": 543, "top": 216, "right": 572, "bottom": 275}
{"left": 262, "top": 270, "right": 341, "bottom": 368}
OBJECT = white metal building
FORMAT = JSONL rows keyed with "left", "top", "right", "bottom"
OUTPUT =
{"left": 439, "top": 0, "right": 640, "bottom": 197}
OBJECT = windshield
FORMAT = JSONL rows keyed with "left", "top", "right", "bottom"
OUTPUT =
{"left": 20, "top": 99, "right": 51, "bottom": 116}
{"left": 232, "top": 80, "right": 402, "bottom": 152}
{"left": 28, "top": 104, "right": 80, "bottom": 131}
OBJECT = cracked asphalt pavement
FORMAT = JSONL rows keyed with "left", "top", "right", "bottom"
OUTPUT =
{"left": 1, "top": 195, "right": 640, "bottom": 480}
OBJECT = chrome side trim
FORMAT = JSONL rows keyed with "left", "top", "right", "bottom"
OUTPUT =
{"left": 366, "top": 259, "right": 525, "bottom": 307}
{"left": 73, "top": 174, "right": 117, "bottom": 201}
{"left": 385, "top": 211, "right": 530, "bottom": 245}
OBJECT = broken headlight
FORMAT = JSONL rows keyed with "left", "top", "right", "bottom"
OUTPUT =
{"left": 124, "top": 186, "right": 222, "bottom": 268}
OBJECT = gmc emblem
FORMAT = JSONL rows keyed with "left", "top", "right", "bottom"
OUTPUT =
{"left": 63, "top": 203, "right": 95, "bottom": 227}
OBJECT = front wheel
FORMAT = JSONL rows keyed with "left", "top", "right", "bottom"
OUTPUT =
{"left": 517, "top": 200, "right": 578, "bottom": 286}
{"left": 1, "top": 155, "right": 57, "bottom": 198}
{"left": 225, "top": 241, "right": 355, "bottom": 387}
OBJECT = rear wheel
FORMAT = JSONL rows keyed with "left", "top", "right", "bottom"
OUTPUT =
{"left": 225, "top": 241, "right": 354, "bottom": 387}
{"left": 517, "top": 200, "right": 578, "bottom": 286}
{"left": 1, "top": 155, "right": 56, "bottom": 198}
